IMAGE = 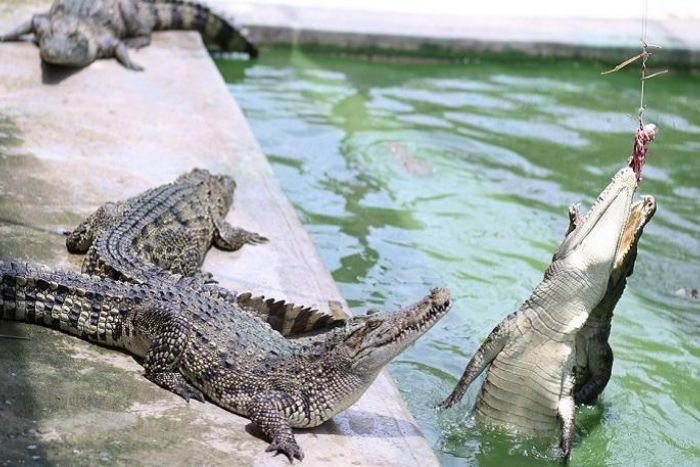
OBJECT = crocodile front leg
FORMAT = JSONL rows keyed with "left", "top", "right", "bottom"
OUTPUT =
{"left": 248, "top": 391, "right": 304, "bottom": 462}
{"left": 0, "top": 14, "right": 49, "bottom": 42}
{"left": 214, "top": 218, "right": 268, "bottom": 251}
{"left": 113, "top": 41, "right": 143, "bottom": 71}
{"left": 565, "top": 203, "right": 582, "bottom": 236}
{"left": 439, "top": 313, "right": 512, "bottom": 408}
{"left": 0, "top": 19, "right": 33, "bottom": 41}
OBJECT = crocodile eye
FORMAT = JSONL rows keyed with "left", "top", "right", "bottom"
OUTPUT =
{"left": 366, "top": 320, "right": 382, "bottom": 330}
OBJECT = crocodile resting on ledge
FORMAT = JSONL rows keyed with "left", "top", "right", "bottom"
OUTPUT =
{"left": 0, "top": 0, "right": 257, "bottom": 71}
{"left": 64, "top": 168, "right": 341, "bottom": 336}
{"left": 440, "top": 167, "right": 651, "bottom": 460}
{"left": 65, "top": 168, "right": 267, "bottom": 285}
{"left": 0, "top": 260, "right": 452, "bottom": 461}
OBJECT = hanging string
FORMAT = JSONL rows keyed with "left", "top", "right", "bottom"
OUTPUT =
{"left": 639, "top": 0, "right": 649, "bottom": 126}
{"left": 600, "top": 0, "right": 666, "bottom": 183}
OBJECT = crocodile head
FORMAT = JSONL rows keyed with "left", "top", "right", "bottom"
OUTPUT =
{"left": 177, "top": 169, "right": 237, "bottom": 217}
{"left": 567, "top": 192, "right": 656, "bottom": 290}
{"left": 551, "top": 167, "right": 638, "bottom": 309}
{"left": 338, "top": 288, "right": 452, "bottom": 377}
{"left": 38, "top": 15, "right": 97, "bottom": 67}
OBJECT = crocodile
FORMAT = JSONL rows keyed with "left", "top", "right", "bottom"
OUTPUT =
{"left": 65, "top": 168, "right": 266, "bottom": 285}
{"left": 571, "top": 195, "right": 656, "bottom": 404}
{"left": 0, "top": 0, "right": 257, "bottom": 71}
{"left": 63, "top": 168, "right": 337, "bottom": 335}
{"left": 440, "top": 167, "right": 642, "bottom": 460}
{"left": 0, "top": 259, "right": 452, "bottom": 460}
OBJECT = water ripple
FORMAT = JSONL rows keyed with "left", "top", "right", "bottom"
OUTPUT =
{"left": 220, "top": 51, "right": 700, "bottom": 466}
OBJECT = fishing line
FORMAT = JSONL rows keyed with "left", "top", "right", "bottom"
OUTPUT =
{"left": 601, "top": 0, "right": 666, "bottom": 182}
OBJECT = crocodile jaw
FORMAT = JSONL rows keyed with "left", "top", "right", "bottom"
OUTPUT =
{"left": 342, "top": 288, "right": 452, "bottom": 376}
{"left": 553, "top": 168, "right": 637, "bottom": 305}
{"left": 584, "top": 194, "right": 656, "bottom": 327}
{"left": 611, "top": 195, "right": 656, "bottom": 283}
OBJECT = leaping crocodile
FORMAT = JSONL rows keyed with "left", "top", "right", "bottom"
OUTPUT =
{"left": 0, "top": 260, "right": 452, "bottom": 461}
{"left": 0, "top": 0, "right": 257, "bottom": 70}
{"left": 572, "top": 194, "right": 656, "bottom": 404}
{"left": 440, "top": 167, "right": 645, "bottom": 460}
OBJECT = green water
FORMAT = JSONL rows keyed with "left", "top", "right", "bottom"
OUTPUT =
{"left": 217, "top": 50, "right": 700, "bottom": 466}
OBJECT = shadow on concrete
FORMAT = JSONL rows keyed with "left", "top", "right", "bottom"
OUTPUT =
{"left": 311, "top": 409, "right": 423, "bottom": 437}
{"left": 0, "top": 115, "right": 49, "bottom": 465}
{"left": 0, "top": 323, "right": 48, "bottom": 466}
{"left": 41, "top": 61, "right": 85, "bottom": 85}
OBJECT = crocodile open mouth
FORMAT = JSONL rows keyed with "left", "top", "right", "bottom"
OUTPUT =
{"left": 382, "top": 287, "right": 452, "bottom": 346}
{"left": 555, "top": 167, "right": 637, "bottom": 261}
{"left": 349, "top": 287, "right": 452, "bottom": 369}
{"left": 612, "top": 195, "right": 656, "bottom": 279}
{"left": 409, "top": 297, "right": 451, "bottom": 331}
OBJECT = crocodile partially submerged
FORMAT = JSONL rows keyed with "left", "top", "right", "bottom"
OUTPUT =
{"left": 440, "top": 167, "right": 643, "bottom": 460}
{"left": 0, "top": 259, "right": 452, "bottom": 460}
{"left": 571, "top": 195, "right": 656, "bottom": 403}
{"left": 0, "top": 0, "right": 257, "bottom": 70}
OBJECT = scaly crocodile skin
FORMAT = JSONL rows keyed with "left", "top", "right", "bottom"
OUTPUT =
{"left": 441, "top": 168, "right": 651, "bottom": 461}
{"left": 0, "top": 0, "right": 257, "bottom": 70}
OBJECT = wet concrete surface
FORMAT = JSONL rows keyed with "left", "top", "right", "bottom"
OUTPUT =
{"left": 0, "top": 5, "right": 438, "bottom": 465}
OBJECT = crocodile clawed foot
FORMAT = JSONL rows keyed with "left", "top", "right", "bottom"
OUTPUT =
{"left": 176, "top": 384, "right": 206, "bottom": 403}
{"left": 560, "top": 449, "right": 571, "bottom": 464}
{"left": 246, "top": 232, "right": 269, "bottom": 245}
{"left": 437, "top": 393, "right": 459, "bottom": 410}
{"left": 559, "top": 439, "right": 572, "bottom": 463}
{"left": 265, "top": 438, "right": 304, "bottom": 463}
{"left": 195, "top": 271, "right": 218, "bottom": 285}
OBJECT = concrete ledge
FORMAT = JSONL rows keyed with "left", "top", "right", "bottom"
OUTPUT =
{"left": 220, "top": 2, "right": 700, "bottom": 66}
{"left": 0, "top": 30, "right": 438, "bottom": 467}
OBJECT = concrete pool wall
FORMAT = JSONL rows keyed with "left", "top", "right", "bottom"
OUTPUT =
{"left": 216, "top": 0, "right": 700, "bottom": 66}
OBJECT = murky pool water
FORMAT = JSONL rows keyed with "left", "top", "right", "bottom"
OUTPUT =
{"left": 217, "top": 50, "right": 699, "bottom": 466}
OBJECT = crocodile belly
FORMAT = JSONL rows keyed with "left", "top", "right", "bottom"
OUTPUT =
{"left": 474, "top": 348, "right": 565, "bottom": 434}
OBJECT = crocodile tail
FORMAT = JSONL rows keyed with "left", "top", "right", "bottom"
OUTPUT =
{"left": 1, "top": 260, "right": 24, "bottom": 322}
{"left": 0, "top": 260, "right": 66, "bottom": 324}
{"left": 141, "top": 0, "right": 258, "bottom": 57}
{"left": 236, "top": 292, "right": 346, "bottom": 337}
